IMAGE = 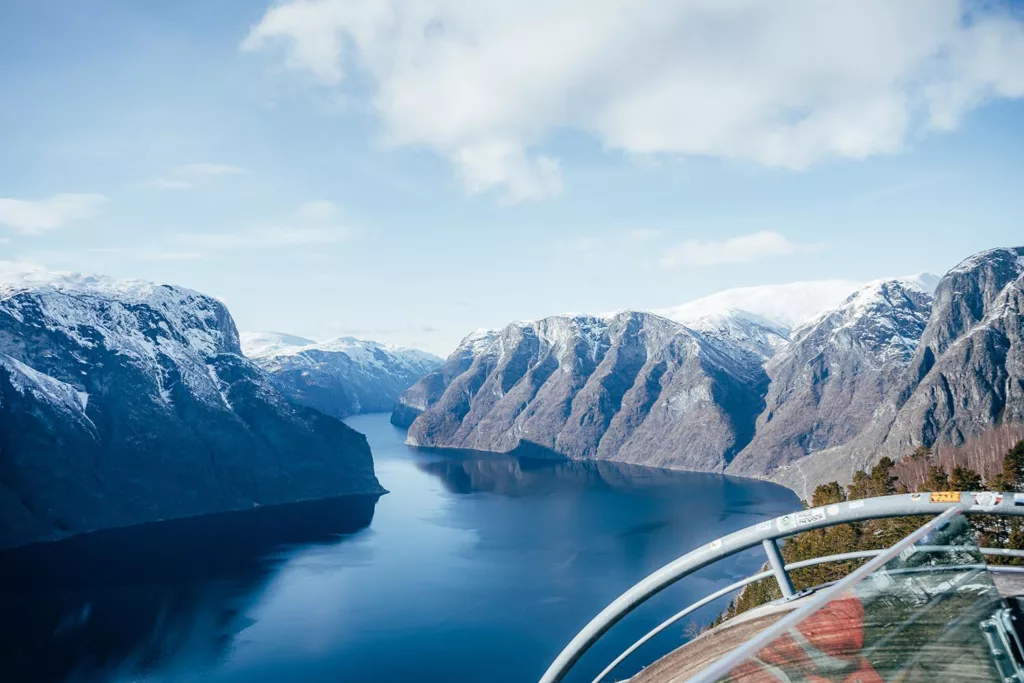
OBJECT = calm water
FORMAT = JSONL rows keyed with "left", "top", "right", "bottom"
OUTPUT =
{"left": 0, "top": 413, "right": 799, "bottom": 683}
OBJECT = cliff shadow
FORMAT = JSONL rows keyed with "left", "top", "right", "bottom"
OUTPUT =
{"left": 0, "top": 494, "right": 380, "bottom": 683}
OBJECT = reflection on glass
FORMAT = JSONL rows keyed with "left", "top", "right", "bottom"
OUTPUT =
{"left": 723, "top": 514, "right": 1013, "bottom": 682}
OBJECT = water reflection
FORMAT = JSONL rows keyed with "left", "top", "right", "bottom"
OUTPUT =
{"left": 0, "top": 495, "right": 379, "bottom": 683}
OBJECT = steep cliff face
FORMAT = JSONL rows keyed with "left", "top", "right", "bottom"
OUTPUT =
{"left": 399, "top": 312, "right": 768, "bottom": 472}
{"left": 771, "top": 249, "right": 1024, "bottom": 497}
{"left": 243, "top": 332, "right": 442, "bottom": 420}
{"left": 729, "top": 279, "right": 934, "bottom": 476}
{"left": 0, "top": 272, "right": 384, "bottom": 550}
{"left": 879, "top": 248, "right": 1024, "bottom": 454}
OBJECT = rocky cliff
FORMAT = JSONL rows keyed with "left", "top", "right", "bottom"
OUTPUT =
{"left": 397, "top": 311, "right": 769, "bottom": 472}
{"left": 0, "top": 271, "right": 384, "bottom": 550}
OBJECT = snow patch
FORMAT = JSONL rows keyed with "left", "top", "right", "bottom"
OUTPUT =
{"left": 0, "top": 353, "right": 93, "bottom": 423}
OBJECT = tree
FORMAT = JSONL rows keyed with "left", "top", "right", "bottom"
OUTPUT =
{"left": 950, "top": 465, "right": 983, "bottom": 492}
{"left": 1000, "top": 440, "right": 1024, "bottom": 492}
{"left": 811, "top": 482, "right": 845, "bottom": 507}
{"left": 911, "top": 445, "right": 932, "bottom": 461}
{"left": 919, "top": 465, "right": 950, "bottom": 492}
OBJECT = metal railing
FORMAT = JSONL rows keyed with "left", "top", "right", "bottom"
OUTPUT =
{"left": 540, "top": 491, "right": 1024, "bottom": 683}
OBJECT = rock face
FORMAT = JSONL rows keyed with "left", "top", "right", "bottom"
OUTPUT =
{"left": 728, "top": 279, "right": 934, "bottom": 476}
{"left": 771, "top": 249, "right": 1024, "bottom": 497}
{"left": 242, "top": 332, "right": 441, "bottom": 420}
{"left": 398, "top": 312, "right": 769, "bottom": 472}
{"left": 0, "top": 272, "right": 384, "bottom": 550}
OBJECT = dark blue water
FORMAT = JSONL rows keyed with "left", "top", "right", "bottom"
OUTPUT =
{"left": 0, "top": 413, "right": 799, "bottom": 683}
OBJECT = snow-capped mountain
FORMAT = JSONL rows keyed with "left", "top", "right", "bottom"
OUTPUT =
{"left": 243, "top": 332, "right": 442, "bottom": 419}
{"left": 0, "top": 268, "right": 384, "bottom": 550}
{"left": 777, "top": 247, "right": 1024, "bottom": 497}
{"left": 396, "top": 311, "right": 769, "bottom": 472}
{"left": 394, "top": 251, "right": 1022, "bottom": 498}
{"left": 728, "top": 278, "right": 935, "bottom": 477}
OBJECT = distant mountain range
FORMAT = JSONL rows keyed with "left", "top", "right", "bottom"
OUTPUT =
{"left": 395, "top": 247, "right": 1024, "bottom": 499}
{"left": 242, "top": 332, "right": 442, "bottom": 420}
{"left": 0, "top": 271, "right": 388, "bottom": 549}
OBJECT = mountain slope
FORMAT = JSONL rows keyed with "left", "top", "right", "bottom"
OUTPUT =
{"left": 770, "top": 249, "right": 1024, "bottom": 497}
{"left": 397, "top": 312, "right": 769, "bottom": 472}
{"left": 0, "top": 271, "right": 384, "bottom": 550}
{"left": 243, "top": 333, "right": 442, "bottom": 420}
{"left": 728, "top": 278, "right": 934, "bottom": 476}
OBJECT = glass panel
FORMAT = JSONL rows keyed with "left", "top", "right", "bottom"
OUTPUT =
{"left": 719, "top": 514, "right": 1014, "bottom": 682}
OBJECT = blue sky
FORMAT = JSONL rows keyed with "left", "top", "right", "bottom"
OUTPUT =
{"left": 1, "top": 0, "right": 1023, "bottom": 355}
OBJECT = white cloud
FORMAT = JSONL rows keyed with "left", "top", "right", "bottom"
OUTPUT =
{"left": 173, "top": 225, "right": 350, "bottom": 250}
{"left": 296, "top": 200, "right": 340, "bottom": 221}
{"left": 243, "top": 0, "right": 1024, "bottom": 201}
{"left": 148, "top": 163, "right": 247, "bottom": 190}
{"left": 660, "top": 231, "right": 821, "bottom": 268}
{"left": 0, "top": 194, "right": 108, "bottom": 234}
{"left": 625, "top": 229, "right": 662, "bottom": 242}
{"left": 556, "top": 236, "right": 604, "bottom": 253}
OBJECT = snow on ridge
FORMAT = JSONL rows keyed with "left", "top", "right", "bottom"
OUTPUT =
{"left": 240, "top": 331, "right": 317, "bottom": 358}
{"left": 947, "top": 247, "right": 1024, "bottom": 276}
{"left": 243, "top": 331, "right": 442, "bottom": 371}
{"left": 0, "top": 353, "right": 93, "bottom": 422}
{"left": 0, "top": 262, "right": 206, "bottom": 303}
{"left": 658, "top": 279, "right": 865, "bottom": 331}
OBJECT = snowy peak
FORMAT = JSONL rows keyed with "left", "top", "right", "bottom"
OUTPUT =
{"left": 786, "top": 278, "right": 933, "bottom": 367}
{"left": 239, "top": 331, "right": 317, "bottom": 358}
{"left": 242, "top": 332, "right": 442, "bottom": 372}
{"left": 657, "top": 279, "right": 866, "bottom": 331}
{"left": 0, "top": 265, "right": 240, "bottom": 361}
{"left": 244, "top": 331, "right": 443, "bottom": 419}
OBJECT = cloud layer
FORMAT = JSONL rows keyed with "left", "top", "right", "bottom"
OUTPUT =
{"left": 148, "top": 163, "right": 247, "bottom": 190}
{"left": 243, "top": 0, "right": 1024, "bottom": 202}
{"left": 660, "top": 231, "right": 820, "bottom": 267}
{"left": 0, "top": 194, "right": 108, "bottom": 234}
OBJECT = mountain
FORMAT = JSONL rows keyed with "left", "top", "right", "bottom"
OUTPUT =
{"left": 774, "top": 247, "right": 1024, "bottom": 496}
{"left": 0, "top": 270, "right": 384, "bottom": 550}
{"left": 392, "top": 249, "right": 1024, "bottom": 501}
{"left": 243, "top": 332, "right": 442, "bottom": 420}
{"left": 728, "top": 278, "right": 935, "bottom": 477}
{"left": 396, "top": 311, "right": 769, "bottom": 472}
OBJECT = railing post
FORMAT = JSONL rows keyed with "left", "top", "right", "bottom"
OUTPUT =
{"left": 762, "top": 538, "right": 796, "bottom": 600}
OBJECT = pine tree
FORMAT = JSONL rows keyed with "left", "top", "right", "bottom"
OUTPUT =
{"left": 919, "top": 465, "right": 950, "bottom": 492}
{"left": 950, "top": 465, "right": 983, "bottom": 491}
{"left": 911, "top": 445, "right": 932, "bottom": 461}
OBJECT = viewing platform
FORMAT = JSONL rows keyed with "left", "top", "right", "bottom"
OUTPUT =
{"left": 541, "top": 492, "right": 1024, "bottom": 682}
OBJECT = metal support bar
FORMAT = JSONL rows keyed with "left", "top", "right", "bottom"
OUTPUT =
{"left": 762, "top": 538, "right": 796, "bottom": 600}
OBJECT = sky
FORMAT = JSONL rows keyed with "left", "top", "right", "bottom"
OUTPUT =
{"left": 1, "top": 0, "right": 1023, "bottom": 356}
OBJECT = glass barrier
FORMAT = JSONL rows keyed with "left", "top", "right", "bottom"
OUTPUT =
{"left": 716, "top": 513, "right": 1022, "bottom": 682}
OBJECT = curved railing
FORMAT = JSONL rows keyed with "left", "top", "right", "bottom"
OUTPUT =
{"left": 540, "top": 491, "right": 1024, "bottom": 683}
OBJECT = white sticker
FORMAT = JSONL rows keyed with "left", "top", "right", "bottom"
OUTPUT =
{"left": 849, "top": 500, "right": 865, "bottom": 510}
{"left": 776, "top": 514, "right": 797, "bottom": 533}
{"left": 826, "top": 505, "right": 840, "bottom": 516}
{"left": 971, "top": 492, "right": 1003, "bottom": 511}
{"left": 795, "top": 508, "right": 827, "bottom": 527}
{"left": 755, "top": 520, "right": 773, "bottom": 532}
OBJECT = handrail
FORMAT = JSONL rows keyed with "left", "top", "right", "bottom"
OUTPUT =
{"left": 540, "top": 491, "right": 1024, "bottom": 683}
